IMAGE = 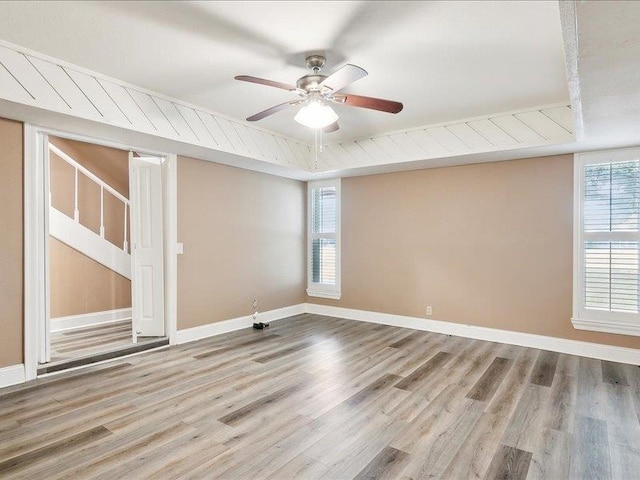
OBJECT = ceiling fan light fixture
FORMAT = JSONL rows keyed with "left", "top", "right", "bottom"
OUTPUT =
{"left": 294, "top": 101, "right": 339, "bottom": 129}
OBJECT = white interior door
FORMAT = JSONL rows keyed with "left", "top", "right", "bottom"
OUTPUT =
{"left": 129, "top": 154, "right": 165, "bottom": 340}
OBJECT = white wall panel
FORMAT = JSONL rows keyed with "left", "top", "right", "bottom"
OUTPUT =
{"left": 356, "top": 139, "right": 388, "bottom": 163}
{"left": 388, "top": 133, "right": 429, "bottom": 159}
{"left": 341, "top": 141, "right": 371, "bottom": 165}
{"left": 515, "top": 111, "right": 573, "bottom": 141}
{"left": 0, "top": 46, "right": 68, "bottom": 110}
{"left": 27, "top": 57, "right": 101, "bottom": 118}
{"left": 175, "top": 105, "right": 212, "bottom": 143}
{"left": 490, "top": 115, "right": 545, "bottom": 144}
{"left": 97, "top": 79, "right": 150, "bottom": 128}
{"left": 275, "top": 136, "right": 298, "bottom": 166}
{"left": 126, "top": 89, "right": 175, "bottom": 136}
{"left": 372, "top": 135, "right": 404, "bottom": 159}
{"left": 542, "top": 106, "right": 574, "bottom": 134}
{"left": 153, "top": 98, "right": 196, "bottom": 140}
{"left": 428, "top": 126, "right": 471, "bottom": 153}
{"left": 314, "top": 144, "right": 337, "bottom": 168}
{"left": 0, "top": 61, "right": 33, "bottom": 103}
{"left": 216, "top": 117, "right": 249, "bottom": 154}
{"left": 196, "top": 112, "right": 230, "bottom": 149}
{"left": 446, "top": 123, "right": 494, "bottom": 150}
{"left": 467, "top": 118, "right": 519, "bottom": 146}
{"left": 65, "top": 69, "right": 129, "bottom": 124}
{"left": 234, "top": 123, "right": 262, "bottom": 158}
{"left": 406, "top": 130, "right": 448, "bottom": 156}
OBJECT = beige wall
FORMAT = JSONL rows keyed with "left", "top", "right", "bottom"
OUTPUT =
{"left": 49, "top": 237, "right": 131, "bottom": 318}
{"left": 0, "top": 118, "right": 23, "bottom": 367}
{"left": 0, "top": 113, "right": 637, "bottom": 370}
{"left": 310, "top": 155, "right": 640, "bottom": 350}
{"left": 177, "top": 156, "right": 306, "bottom": 329}
{"left": 49, "top": 136, "right": 129, "bottom": 196}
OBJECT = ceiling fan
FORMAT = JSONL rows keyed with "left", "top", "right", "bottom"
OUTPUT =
{"left": 235, "top": 55, "right": 403, "bottom": 133}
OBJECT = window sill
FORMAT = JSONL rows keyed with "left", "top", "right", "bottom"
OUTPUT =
{"left": 572, "top": 317, "right": 640, "bottom": 337}
{"left": 306, "top": 289, "right": 341, "bottom": 300}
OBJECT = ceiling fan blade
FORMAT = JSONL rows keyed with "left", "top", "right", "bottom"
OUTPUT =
{"left": 246, "top": 100, "right": 302, "bottom": 121}
{"left": 320, "top": 64, "right": 367, "bottom": 92}
{"left": 323, "top": 121, "right": 340, "bottom": 133}
{"left": 235, "top": 75, "right": 296, "bottom": 91}
{"left": 337, "top": 93, "right": 403, "bottom": 114}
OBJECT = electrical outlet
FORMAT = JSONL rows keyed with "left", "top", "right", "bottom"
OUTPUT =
{"left": 252, "top": 298, "right": 258, "bottom": 310}
{"left": 426, "top": 306, "right": 433, "bottom": 316}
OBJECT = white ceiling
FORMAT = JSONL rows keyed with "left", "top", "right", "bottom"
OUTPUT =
{"left": 0, "top": 1, "right": 569, "bottom": 144}
{"left": 573, "top": 1, "right": 640, "bottom": 149}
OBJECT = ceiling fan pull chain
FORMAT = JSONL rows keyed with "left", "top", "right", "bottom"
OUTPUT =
{"left": 314, "top": 129, "right": 319, "bottom": 169}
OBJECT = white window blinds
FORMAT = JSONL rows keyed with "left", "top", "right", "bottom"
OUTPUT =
{"left": 307, "top": 179, "right": 341, "bottom": 299}
{"left": 574, "top": 151, "right": 640, "bottom": 336}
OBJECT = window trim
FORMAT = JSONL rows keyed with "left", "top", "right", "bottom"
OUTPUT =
{"left": 307, "top": 178, "right": 341, "bottom": 300}
{"left": 573, "top": 148, "right": 640, "bottom": 336}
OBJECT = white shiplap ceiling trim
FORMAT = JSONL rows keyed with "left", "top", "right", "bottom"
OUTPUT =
{"left": 0, "top": 38, "right": 311, "bottom": 170}
{"left": 314, "top": 103, "right": 574, "bottom": 172}
{"left": 0, "top": 38, "right": 574, "bottom": 174}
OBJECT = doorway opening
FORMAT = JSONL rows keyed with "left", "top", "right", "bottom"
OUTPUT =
{"left": 24, "top": 126, "right": 177, "bottom": 378}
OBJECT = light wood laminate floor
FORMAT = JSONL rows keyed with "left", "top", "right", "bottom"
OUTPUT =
{"left": 49, "top": 319, "right": 164, "bottom": 363}
{"left": 48, "top": 319, "right": 165, "bottom": 369}
{"left": 1, "top": 314, "right": 639, "bottom": 479}
{"left": 50, "top": 320, "right": 135, "bottom": 363}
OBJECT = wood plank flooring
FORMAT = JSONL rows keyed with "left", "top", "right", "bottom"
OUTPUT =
{"left": 50, "top": 320, "right": 132, "bottom": 362}
{"left": 1, "top": 313, "right": 639, "bottom": 479}
{"left": 46, "top": 320, "right": 167, "bottom": 374}
{"left": 49, "top": 320, "right": 159, "bottom": 363}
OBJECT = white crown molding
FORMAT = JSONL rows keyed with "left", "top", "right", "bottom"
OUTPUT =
{"left": 304, "top": 304, "right": 640, "bottom": 365}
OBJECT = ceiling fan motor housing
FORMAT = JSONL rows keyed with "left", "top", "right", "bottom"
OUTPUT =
{"left": 296, "top": 74, "right": 327, "bottom": 92}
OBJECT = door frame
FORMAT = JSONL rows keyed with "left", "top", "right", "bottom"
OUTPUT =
{"left": 24, "top": 123, "right": 178, "bottom": 381}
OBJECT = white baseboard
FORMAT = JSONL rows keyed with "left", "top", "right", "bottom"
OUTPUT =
{"left": 0, "top": 364, "right": 26, "bottom": 389}
{"left": 175, "top": 304, "right": 306, "bottom": 344}
{"left": 51, "top": 308, "right": 132, "bottom": 332}
{"left": 304, "top": 304, "right": 640, "bottom": 365}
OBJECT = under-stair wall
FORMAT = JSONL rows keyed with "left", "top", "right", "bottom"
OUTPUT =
{"left": 49, "top": 237, "right": 132, "bottom": 331}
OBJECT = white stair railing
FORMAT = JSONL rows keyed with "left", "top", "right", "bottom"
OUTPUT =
{"left": 49, "top": 143, "right": 129, "bottom": 252}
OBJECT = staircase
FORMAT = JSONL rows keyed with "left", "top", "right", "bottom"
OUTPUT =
{"left": 48, "top": 143, "right": 131, "bottom": 279}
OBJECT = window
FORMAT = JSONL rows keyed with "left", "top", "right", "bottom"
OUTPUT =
{"left": 573, "top": 149, "right": 640, "bottom": 336}
{"left": 307, "top": 179, "right": 341, "bottom": 299}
